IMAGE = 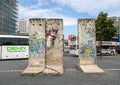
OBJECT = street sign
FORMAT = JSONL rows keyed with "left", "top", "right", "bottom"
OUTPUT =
{"left": 119, "top": 36, "right": 120, "bottom": 43}
{"left": 68, "top": 35, "right": 72, "bottom": 40}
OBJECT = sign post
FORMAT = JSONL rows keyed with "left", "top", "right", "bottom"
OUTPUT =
{"left": 119, "top": 36, "right": 120, "bottom": 44}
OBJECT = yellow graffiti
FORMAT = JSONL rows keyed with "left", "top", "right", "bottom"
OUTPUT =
{"left": 84, "top": 48, "right": 91, "bottom": 56}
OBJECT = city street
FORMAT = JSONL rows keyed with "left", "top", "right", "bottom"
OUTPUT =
{"left": 0, "top": 55, "right": 120, "bottom": 85}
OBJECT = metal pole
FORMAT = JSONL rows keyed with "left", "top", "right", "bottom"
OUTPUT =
{"left": 116, "top": 21, "right": 120, "bottom": 54}
{"left": 118, "top": 25, "right": 120, "bottom": 52}
{"left": 76, "top": 35, "right": 77, "bottom": 53}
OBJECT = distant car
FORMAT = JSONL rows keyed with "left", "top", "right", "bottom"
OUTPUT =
{"left": 64, "top": 48, "right": 70, "bottom": 53}
{"left": 69, "top": 49, "right": 78, "bottom": 56}
{"left": 101, "top": 49, "right": 115, "bottom": 56}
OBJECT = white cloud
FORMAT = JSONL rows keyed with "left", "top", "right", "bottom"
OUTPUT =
{"left": 19, "top": 5, "right": 51, "bottom": 18}
{"left": 52, "top": 14, "right": 77, "bottom": 25}
{"left": 52, "top": 0, "right": 120, "bottom": 16}
{"left": 19, "top": 0, "right": 120, "bottom": 26}
{"left": 18, "top": 5, "right": 77, "bottom": 26}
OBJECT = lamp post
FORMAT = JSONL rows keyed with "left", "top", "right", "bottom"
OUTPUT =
{"left": 118, "top": 23, "right": 120, "bottom": 52}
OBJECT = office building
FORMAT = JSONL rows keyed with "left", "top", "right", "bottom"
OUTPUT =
{"left": 0, "top": 0, "right": 18, "bottom": 34}
{"left": 18, "top": 19, "right": 27, "bottom": 33}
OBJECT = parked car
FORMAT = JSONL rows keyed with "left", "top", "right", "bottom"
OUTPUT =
{"left": 101, "top": 48, "right": 115, "bottom": 56}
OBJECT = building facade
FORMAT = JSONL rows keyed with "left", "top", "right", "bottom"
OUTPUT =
{"left": 18, "top": 19, "right": 27, "bottom": 33}
{"left": 108, "top": 17, "right": 120, "bottom": 41}
{"left": 0, "top": 0, "right": 18, "bottom": 34}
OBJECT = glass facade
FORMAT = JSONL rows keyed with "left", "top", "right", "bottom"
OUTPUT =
{"left": 0, "top": 0, "right": 18, "bottom": 35}
{"left": 0, "top": 38, "right": 29, "bottom": 45}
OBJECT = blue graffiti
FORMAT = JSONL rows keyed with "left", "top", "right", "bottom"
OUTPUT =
{"left": 80, "top": 44, "right": 96, "bottom": 58}
{"left": 29, "top": 38, "right": 45, "bottom": 56}
{"left": 82, "top": 29, "right": 94, "bottom": 40}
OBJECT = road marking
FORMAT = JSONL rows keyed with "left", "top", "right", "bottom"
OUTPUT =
{"left": 0, "top": 70, "right": 23, "bottom": 73}
{"left": 105, "top": 69, "right": 120, "bottom": 71}
{"left": 0, "top": 68, "right": 120, "bottom": 73}
{"left": 65, "top": 68, "right": 76, "bottom": 72}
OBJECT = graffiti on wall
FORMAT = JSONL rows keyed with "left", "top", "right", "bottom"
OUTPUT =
{"left": 80, "top": 40, "right": 96, "bottom": 57}
{"left": 46, "top": 20, "right": 61, "bottom": 48}
{"left": 46, "top": 19, "right": 63, "bottom": 66}
{"left": 47, "top": 29, "right": 58, "bottom": 47}
{"left": 79, "top": 23, "right": 96, "bottom": 58}
{"left": 81, "top": 28, "right": 95, "bottom": 40}
{"left": 29, "top": 31, "right": 45, "bottom": 57}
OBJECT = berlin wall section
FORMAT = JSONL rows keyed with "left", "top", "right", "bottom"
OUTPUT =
{"left": 23, "top": 18, "right": 104, "bottom": 74}
{"left": 23, "top": 18, "right": 64, "bottom": 74}
{"left": 77, "top": 19, "right": 104, "bottom": 73}
{"left": 43, "top": 19, "right": 64, "bottom": 74}
{"left": 23, "top": 18, "right": 46, "bottom": 74}
{"left": 78, "top": 19, "right": 96, "bottom": 64}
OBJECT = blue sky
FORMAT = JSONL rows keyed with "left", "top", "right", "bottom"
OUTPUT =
{"left": 18, "top": 0, "right": 120, "bottom": 39}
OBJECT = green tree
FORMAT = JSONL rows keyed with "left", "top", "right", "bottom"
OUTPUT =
{"left": 95, "top": 12, "right": 116, "bottom": 58}
{"left": 95, "top": 12, "right": 116, "bottom": 41}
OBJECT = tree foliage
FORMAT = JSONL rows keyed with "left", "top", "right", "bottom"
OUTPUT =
{"left": 95, "top": 12, "right": 116, "bottom": 41}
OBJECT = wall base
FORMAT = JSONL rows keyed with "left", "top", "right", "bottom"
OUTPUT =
{"left": 77, "top": 64, "right": 104, "bottom": 73}
{"left": 22, "top": 67, "right": 45, "bottom": 74}
{"left": 43, "top": 65, "right": 64, "bottom": 75}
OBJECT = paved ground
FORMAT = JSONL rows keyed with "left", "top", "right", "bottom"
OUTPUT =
{"left": 0, "top": 55, "right": 120, "bottom": 85}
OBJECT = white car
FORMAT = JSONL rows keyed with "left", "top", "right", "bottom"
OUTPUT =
{"left": 69, "top": 49, "right": 78, "bottom": 56}
{"left": 101, "top": 49, "right": 115, "bottom": 55}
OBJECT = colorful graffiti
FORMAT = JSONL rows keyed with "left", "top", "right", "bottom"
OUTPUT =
{"left": 46, "top": 29, "right": 58, "bottom": 47}
{"left": 46, "top": 19, "right": 63, "bottom": 67}
{"left": 79, "top": 21, "right": 96, "bottom": 58}
{"left": 81, "top": 28, "right": 95, "bottom": 40}
{"left": 80, "top": 42, "right": 96, "bottom": 57}
{"left": 29, "top": 31, "right": 45, "bottom": 57}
